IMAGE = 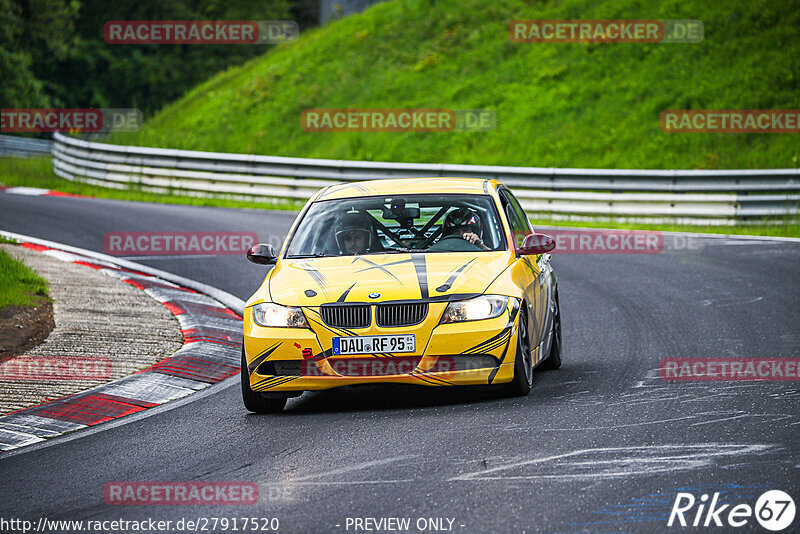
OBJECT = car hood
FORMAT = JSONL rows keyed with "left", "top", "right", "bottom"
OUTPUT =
{"left": 268, "top": 252, "right": 513, "bottom": 306}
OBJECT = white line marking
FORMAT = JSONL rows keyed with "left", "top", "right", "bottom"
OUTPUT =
{"left": 42, "top": 249, "right": 88, "bottom": 262}
{"left": 525, "top": 414, "right": 700, "bottom": 431}
{"left": 448, "top": 444, "right": 773, "bottom": 482}
{"left": 266, "top": 480, "right": 415, "bottom": 486}
{"left": 287, "top": 456, "right": 417, "bottom": 483}
{"left": 690, "top": 414, "right": 750, "bottom": 426}
{"left": 3, "top": 187, "right": 50, "bottom": 196}
{"left": 699, "top": 296, "right": 764, "bottom": 307}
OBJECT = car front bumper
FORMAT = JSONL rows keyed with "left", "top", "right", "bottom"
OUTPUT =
{"left": 243, "top": 303, "right": 520, "bottom": 392}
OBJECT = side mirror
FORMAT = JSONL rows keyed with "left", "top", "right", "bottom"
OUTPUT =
{"left": 246, "top": 243, "right": 278, "bottom": 265}
{"left": 517, "top": 233, "right": 556, "bottom": 255}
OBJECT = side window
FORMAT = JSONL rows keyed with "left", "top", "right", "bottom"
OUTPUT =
{"left": 499, "top": 190, "right": 528, "bottom": 249}
{"left": 505, "top": 189, "right": 533, "bottom": 234}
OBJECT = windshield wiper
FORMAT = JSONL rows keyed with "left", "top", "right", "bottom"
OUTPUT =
{"left": 382, "top": 247, "right": 425, "bottom": 253}
{"left": 286, "top": 252, "right": 333, "bottom": 258}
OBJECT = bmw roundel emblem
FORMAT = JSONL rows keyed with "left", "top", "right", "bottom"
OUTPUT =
{"left": 368, "top": 292, "right": 381, "bottom": 299}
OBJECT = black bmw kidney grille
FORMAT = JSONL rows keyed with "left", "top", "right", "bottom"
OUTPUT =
{"left": 321, "top": 304, "right": 371, "bottom": 328}
{"left": 376, "top": 303, "right": 428, "bottom": 327}
{"left": 320, "top": 303, "right": 428, "bottom": 328}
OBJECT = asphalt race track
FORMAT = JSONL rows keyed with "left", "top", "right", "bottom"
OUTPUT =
{"left": 1, "top": 191, "right": 799, "bottom": 533}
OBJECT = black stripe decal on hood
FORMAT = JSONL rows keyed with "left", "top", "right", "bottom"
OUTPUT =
{"left": 354, "top": 256, "right": 404, "bottom": 284}
{"left": 296, "top": 264, "right": 328, "bottom": 289}
{"left": 436, "top": 258, "right": 477, "bottom": 293}
{"left": 337, "top": 282, "right": 357, "bottom": 302}
{"left": 322, "top": 293, "right": 483, "bottom": 306}
{"left": 412, "top": 254, "right": 428, "bottom": 299}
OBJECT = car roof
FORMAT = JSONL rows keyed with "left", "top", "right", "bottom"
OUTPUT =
{"left": 315, "top": 177, "right": 503, "bottom": 201}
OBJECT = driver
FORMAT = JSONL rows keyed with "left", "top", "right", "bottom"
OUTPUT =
{"left": 442, "top": 208, "right": 490, "bottom": 250}
{"left": 335, "top": 212, "right": 373, "bottom": 255}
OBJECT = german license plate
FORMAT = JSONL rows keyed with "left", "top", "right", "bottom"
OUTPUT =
{"left": 332, "top": 334, "right": 416, "bottom": 355}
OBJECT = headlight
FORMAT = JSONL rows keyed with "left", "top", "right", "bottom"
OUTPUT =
{"left": 252, "top": 303, "right": 309, "bottom": 328}
{"left": 440, "top": 295, "right": 509, "bottom": 323}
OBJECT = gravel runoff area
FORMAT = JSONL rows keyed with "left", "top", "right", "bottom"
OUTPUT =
{"left": 0, "top": 244, "right": 183, "bottom": 414}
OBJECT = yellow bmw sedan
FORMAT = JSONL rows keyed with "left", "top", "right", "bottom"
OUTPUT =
{"left": 242, "top": 178, "right": 561, "bottom": 412}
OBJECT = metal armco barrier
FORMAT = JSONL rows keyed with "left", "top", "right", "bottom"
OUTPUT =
{"left": 0, "top": 135, "right": 54, "bottom": 158}
{"left": 50, "top": 132, "right": 800, "bottom": 224}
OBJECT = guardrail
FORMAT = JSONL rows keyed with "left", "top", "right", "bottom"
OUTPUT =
{"left": 51, "top": 132, "right": 800, "bottom": 224}
{"left": 0, "top": 135, "right": 54, "bottom": 158}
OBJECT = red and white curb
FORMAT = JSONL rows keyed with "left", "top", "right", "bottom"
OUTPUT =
{"left": 0, "top": 186, "right": 86, "bottom": 198}
{"left": 0, "top": 233, "right": 244, "bottom": 452}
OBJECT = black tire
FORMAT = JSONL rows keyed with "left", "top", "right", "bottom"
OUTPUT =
{"left": 241, "top": 347, "right": 286, "bottom": 413}
{"left": 503, "top": 307, "right": 533, "bottom": 396}
{"left": 539, "top": 292, "right": 562, "bottom": 371}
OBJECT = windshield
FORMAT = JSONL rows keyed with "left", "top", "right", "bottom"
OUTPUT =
{"left": 285, "top": 194, "right": 506, "bottom": 257}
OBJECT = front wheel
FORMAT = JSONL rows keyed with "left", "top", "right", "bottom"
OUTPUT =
{"left": 241, "top": 347, "right": 287, "bottom": 413}
{"left": 503, "top": 307, "right": 533, "bottom": 396}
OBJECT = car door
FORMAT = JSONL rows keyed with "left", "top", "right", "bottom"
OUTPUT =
{"left": 499, "top": 188, "right": 552, "bottom": 359}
